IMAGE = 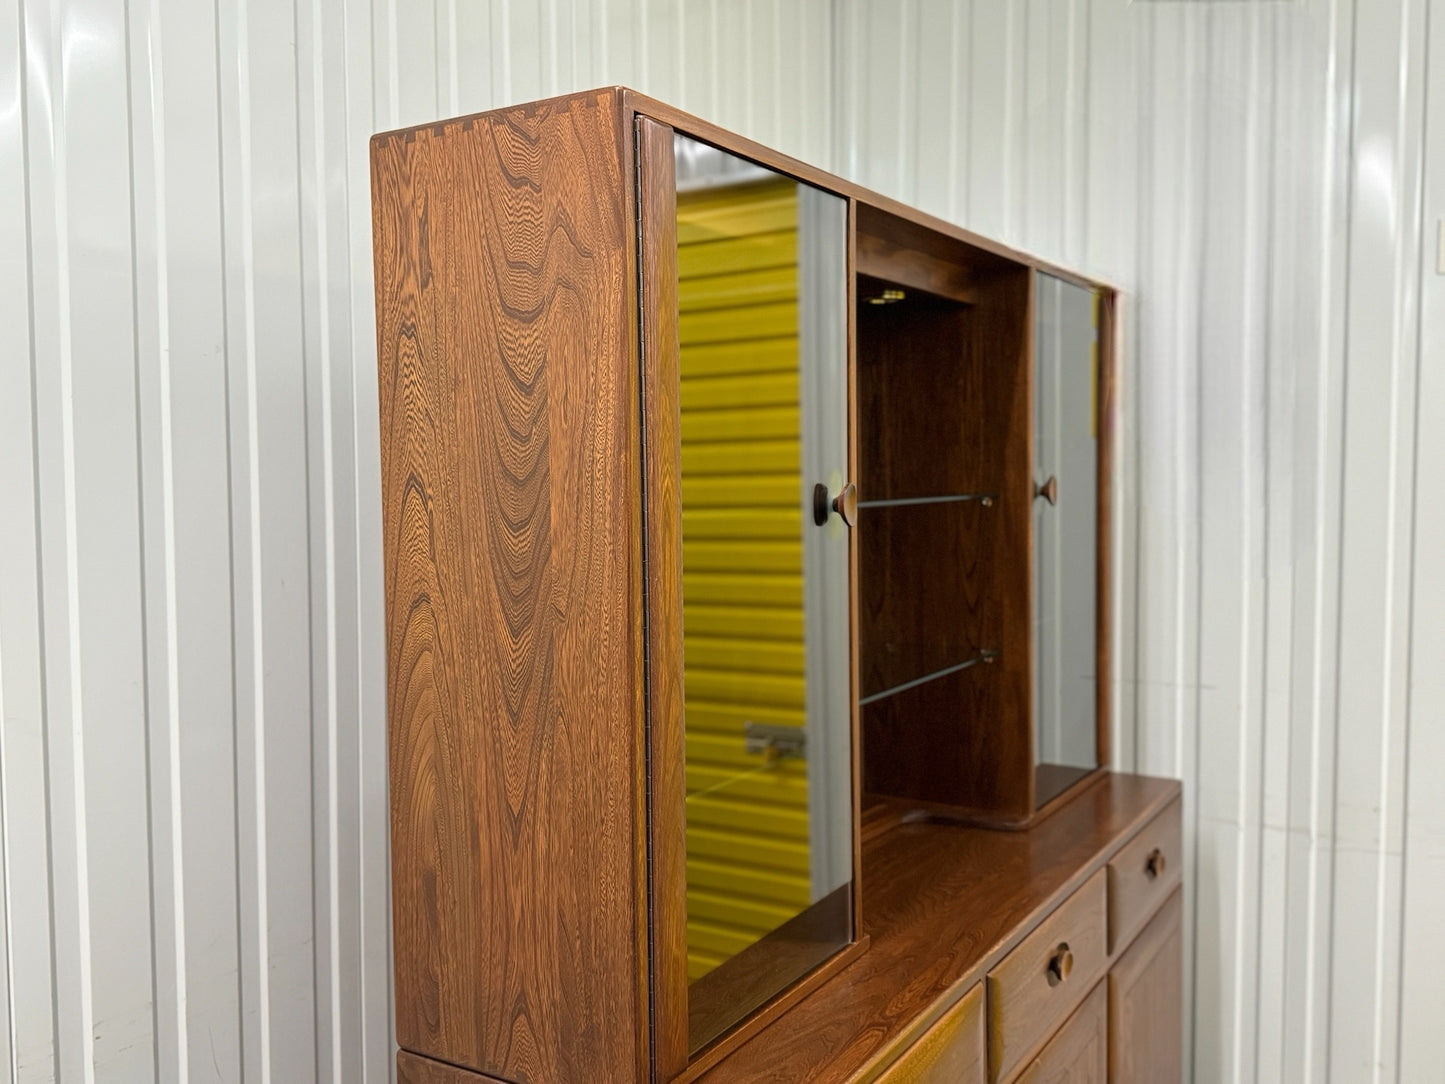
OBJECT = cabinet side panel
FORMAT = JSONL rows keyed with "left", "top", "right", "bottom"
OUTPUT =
{"left": 371, "top": 90, "right": 642, "bottom": 1081}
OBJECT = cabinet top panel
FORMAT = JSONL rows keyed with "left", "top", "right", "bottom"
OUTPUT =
{"left": 371, "top": 87, "right": 1117, "bottom": 299}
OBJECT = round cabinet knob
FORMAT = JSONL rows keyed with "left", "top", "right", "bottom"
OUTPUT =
{"left": 813, "top": 481, "right": 858, "bottom": 527}
{"left": 1046, "top": 943, "right": 1073, "bottom": 987}
{"left": 1035, "top": 475, "right": 1059, "bottom": 505}
{"left": 1145, "top": 848, "right": 1167, "bottom": 881}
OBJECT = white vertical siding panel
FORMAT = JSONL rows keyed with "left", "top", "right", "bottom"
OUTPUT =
{"left": 1192, "top": 11, "right": 1271, "bottom": 1082}
{"left": 1255, "top": 10, "right": 1302, "bottom": 1082}
{"left": 128, "top": 0, "right": 244, "bottom": 1078}
{"left": 393, "top": 0, "right": 439, "bottom": 126}
{"left": 451, "top": 0, "right": 494, "bottom": 113}
{"left": 1398, "top": 6, "right": 1445, "bottom": 1080}
{"left": 1281, "top": 2, "right": 1350, "bottom": 1080}
{"left": 910, "top": 0, "right": 954, "bottom": 219}
{"left": 340, "top": 0, "right": 395, "bottom": 1080}
{"left": 298, "top": 0, "right": 367, "bottom": 1075}
{"left": 217, "top": 0, "right": 319, "bottom": 1075}
{"left": 0, "top": 0, "right": 60, "bottom": 1078}
{"left": 25, "top": 0, "right": 159, "bottom": 1077}
{"left": 964, "top": 3, "right": 1015, "bottom": 240}
{"left": 1329, "top": 0, "right": 1427, "bottom": 1080}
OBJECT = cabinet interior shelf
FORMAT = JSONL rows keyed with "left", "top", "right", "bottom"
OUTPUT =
{"left": 858, "top": 648, "right": 999, "bottom": 707}
{"left": 858, "top": 493, "right": 997, "bottom": 510}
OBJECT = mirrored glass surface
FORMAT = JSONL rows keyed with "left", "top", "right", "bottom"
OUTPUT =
{"left": 673, "top": 133, "right": 852, "bottom": 1053}
{"left": 1033, "top": 272, "right": 1100, "bottom": 807}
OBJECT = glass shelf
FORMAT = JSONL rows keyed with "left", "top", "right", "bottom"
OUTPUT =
{"left": 858, "top": 648, "right": 998, "bottom": 707}
{"left": 857, "top": 492, "right": 996, "bottom": 510}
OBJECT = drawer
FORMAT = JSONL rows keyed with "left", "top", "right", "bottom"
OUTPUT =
{"left": 1017, "top": 980, "right": 1107, "bottom": 1084}
{"left": 874, "top": 983, "right": 985, "bottom": 1084}
{"left": 987, "top": 868, "right": 1107, "bottom": 1083}
{"left": 1108, "top": 798, "right": 1182, "bottom": 953}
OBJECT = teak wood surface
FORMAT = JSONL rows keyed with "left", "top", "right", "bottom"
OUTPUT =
{"left": 373, "top": 89, "right": 648, "bottom": 1081}
{"left": 873, "top": 981, "right": 985, "bottom": 1084}
{"left": 695, "top": 774, "right": 1178, "bottom": 1082}
{"left": 1017, "top": 980, "right": 1108, "bottom": 1084}
{"left": 1108, "top": 889, "right": 1184, "bottom": 1084}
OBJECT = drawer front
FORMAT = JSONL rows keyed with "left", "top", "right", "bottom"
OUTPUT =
{"left": 1108, "top": 798, "right": 1182, "bottom": 953}
{"left": 875, "top": 983, "right": 985, "bottom": 1084}
{"left": 987, "top": 868, "right": 1108, "bottom": 1083}
{"left": 1017, "top": 980, "right": 1107, "bottom": 1084}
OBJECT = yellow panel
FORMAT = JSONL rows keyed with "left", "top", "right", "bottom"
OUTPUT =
{"left": 682, "top": 669, "right": 805, "bottom": 710}
{"left": 680, "top": 371, "right": 799, "bottom": 411}
{"left": 680, "top": 266, "right": 798, "bottom": 311}
{"left": 679, "top": 336, "right": 799, "bottom": 378}
{"left": 686, "top": 890, "right": 800, "bottom": 934}
{"left": 687, "top": 857, "right": 810, "bottom": 904}
{"left": 685, "top": 826, "right": 809, "bottom": 873}
{"left": 683, "top": 508, "right": 802, "bottom": 540}
{"left": 686, "top": 731, "right": 811, "bottom": 773}
{"left": 684, "top": 700, "right": 804, "bottom": 735}
{"left": 682, "top": 572, "right": 802, "bottom": 608}
{"left": 680, "top": 474, "right": 799, "bottom": 509}
{"left": 682, "top": 439, "right": 800, "bottom": 476}
{"left": 683, "top": 635, "right": 805, "bottom": 674}
{"left": 678, "top": 405, "right": 799, "bottom": 443}
{"left": 686, "top": 764, "right": 809, "bottom": 805}
{"left": 679, "top": 177, "right": 808, "bottom": 984}
{"left": 681, "top": 301, "right": 797, "bottom": 346}
{"left": 682, "top": 604, "right": 804, "bottom": 642}
{"left": 683, "top": 539, "right": 801, "bottom": 573}
{"left": 678, "top": 229, "right": 796, "bottom": 278}
{"left": 676, "top": 188, "right": 797, "bottom": 244}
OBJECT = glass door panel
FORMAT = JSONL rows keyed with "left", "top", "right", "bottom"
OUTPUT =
{"left": 672, "top": 133, "right": 852, "bottom": 1053}
{"left": 1033, "top": 272, "right": 1100, "bottom": 807}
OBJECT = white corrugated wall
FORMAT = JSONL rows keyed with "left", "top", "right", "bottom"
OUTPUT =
{"left": 834, "top": 2, "right": 1444, "bottom": 1081}
{"left": 0, "top": 1, "right": 1439, "bottom": 1081}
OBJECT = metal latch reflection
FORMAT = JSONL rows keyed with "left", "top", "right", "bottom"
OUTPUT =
{"left": 744, "top": 722, "right": 806, "bottom": 764}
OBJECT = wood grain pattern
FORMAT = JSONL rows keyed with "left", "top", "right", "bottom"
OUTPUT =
{"left": 1016, "top": 981, "right": 1107, "bottom": 1084}
{"left": 372, "top": 88, "right": 646, "bottom": 1082}
{"left": 1108, "top": 890, "right": 1183, "bottom": 1084}
{"left": 696, "top": 774, "right": 1179, "bottom": 1082}
{"left": 636, "top": 115, "right": 689, "bottom": 1084}
{"left": 981, "top": 267, "right": 1037, "bottom": 820}
{"left": 858, "top": 500, "right": 994, "bottom": 697}
{"left": 1106, "top": 797, "right": 1181, "bottom": 953}
{"left": 855, "top": 231, "right": 980, "bottom": 305}
{"left": 398, "top": 1050, "right": 507, "bottom": 1084}
{"left": 871, "top": 982, "right": 985, "bottom": 1084}
{"left": 856, "top": 281, "right": 981, "bottom": 502}
{"left": 986, "top": 870, "right": 1107, "bottom": 1083}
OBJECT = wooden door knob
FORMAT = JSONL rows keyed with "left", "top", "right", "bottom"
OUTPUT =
{"left": 813, "top": 481, "right": 857, "bottom": 527}
{"left": 1035, "top": 475, "right": 1058, "bottom": 505}
{"left": 1145, "top": 848, "right": 1166, "bottom": 881}
{"left": 1046, "top": 943, "right": 1073, "bottom": 987}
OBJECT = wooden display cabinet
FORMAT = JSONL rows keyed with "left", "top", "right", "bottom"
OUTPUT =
{"left": 373, "top": 87, "right": 1177, "bottom": 1084}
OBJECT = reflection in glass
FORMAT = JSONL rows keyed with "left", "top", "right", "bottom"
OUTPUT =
{"left": 674, "top": 133, "right": 851, "bottom": 1053}
{"left": 1033, "top": 272, "right": 1100, "bottom": 807}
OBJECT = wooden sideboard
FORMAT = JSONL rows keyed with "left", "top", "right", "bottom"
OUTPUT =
{"left": 372, "top": 87, "right": 1182, "bottom": 1084}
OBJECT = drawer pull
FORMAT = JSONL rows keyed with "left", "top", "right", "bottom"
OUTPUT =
{"left": 1046, "top": 943, "right": 1073, "bottom": 987}
{"left": 1145, "top": 848, "right": 1166, "bottom": 881}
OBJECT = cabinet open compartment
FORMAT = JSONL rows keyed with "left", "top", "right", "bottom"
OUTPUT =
{"left": 854, "top": 208, "right": 1039, "bottom": 824}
